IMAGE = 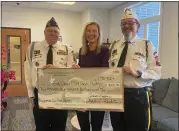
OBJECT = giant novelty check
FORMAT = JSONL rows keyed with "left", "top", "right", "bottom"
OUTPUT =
{"left": 37, "top": 68, "right": 124, "bottom": 112}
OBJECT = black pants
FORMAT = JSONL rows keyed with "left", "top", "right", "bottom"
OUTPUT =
{"left": 76, "top": 110, "right": 105, "bottom": 131}
{"left": 110, "top": 87, "right": 152, "bottom": 131}
{"left": 33, "top": 88, "right": 68, "bottom": 131}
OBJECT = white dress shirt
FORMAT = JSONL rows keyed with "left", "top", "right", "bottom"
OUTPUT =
{"left": 24, "top": 40, "right": 75, "bottom": 97}
{"left": 109, "top": 35, "right": 161, "bottom": 88}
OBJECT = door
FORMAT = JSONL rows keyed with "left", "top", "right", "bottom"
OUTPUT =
{"left": 1, "top": 27, "right": 31, "bottom": 96}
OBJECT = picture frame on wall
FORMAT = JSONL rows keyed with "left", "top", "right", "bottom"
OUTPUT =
{"left": 58, "top": 36, "right": 62, "bottom": 42}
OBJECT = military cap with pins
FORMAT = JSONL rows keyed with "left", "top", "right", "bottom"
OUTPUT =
{"left": 45, "top": 17, "right": 59, "bottom": 29}
{"left": 121, "top": 8, "right": 139, "bottom": 22}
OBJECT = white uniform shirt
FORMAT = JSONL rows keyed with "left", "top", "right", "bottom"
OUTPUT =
{"left": 109, "top": 35, "right": 161, "bottom": 88}
{"left": 24, "top": 40, "right": 75, "bottom": 97}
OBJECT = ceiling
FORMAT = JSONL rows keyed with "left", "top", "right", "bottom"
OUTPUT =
{"left": 2, "top": 1, "right": 124, "bottom": 12}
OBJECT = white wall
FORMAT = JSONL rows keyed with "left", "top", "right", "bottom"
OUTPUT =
{"left": 81, "top": 8, "right": 91, "bottom": 28}
{"left": 2, "top": 5, "right": 110, "bottom": 51}
{"left": 81, "top": 8, "right": 109, "bottom": 43}
{"left": 109, "top": 2, "right": 178, "bottom": 79}
{"left": 160, "top": 2, "right": 178, "bottom": 79}
{"left": 89, "top": 8, "right": 109, "bottom": 43}
{"left": 2, "top": 5, "right": 82, "bottom": 52}
{"left": 80, "top": 8, "right": 91, "bottom": 46}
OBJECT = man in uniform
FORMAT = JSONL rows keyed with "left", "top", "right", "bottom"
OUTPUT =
{"left": 24, "top": 17, "right": 75, "bottom": 131}
{"left": 109, "top": 8, "right": 161, "bottom": 131}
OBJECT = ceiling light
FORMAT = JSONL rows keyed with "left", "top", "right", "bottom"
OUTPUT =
{"left": 53, "top": 2, "right": 75, "bottom": 5}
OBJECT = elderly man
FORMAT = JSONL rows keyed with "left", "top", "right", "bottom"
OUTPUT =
{"left": 24, "top": 17, "right": 75, "bottom": 131}
{"left": 109, "top": 8, "right": 161, "bottom": 131}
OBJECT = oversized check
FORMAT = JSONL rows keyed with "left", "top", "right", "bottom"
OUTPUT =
{"left": 37, "top": 68, "right": 124, "bottom": 111}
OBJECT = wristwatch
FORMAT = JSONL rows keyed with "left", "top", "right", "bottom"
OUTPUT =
{"left": 137, "top": 70, "right": 142, "bottom": 78}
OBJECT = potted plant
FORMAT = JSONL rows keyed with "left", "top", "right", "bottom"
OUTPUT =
{"left": 1, "top": 64, "right": 16, "bottom": 119}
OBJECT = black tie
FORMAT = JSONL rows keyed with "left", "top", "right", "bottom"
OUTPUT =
{"left": 118, "top": 41, "right": 129, "bottom": 67}
{"left": 46, "top": 45, "right": 53, "bottom": 64}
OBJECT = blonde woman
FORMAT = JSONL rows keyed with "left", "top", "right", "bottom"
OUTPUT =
{"left": 72, "top": 22, "right": 109, "bottom": 131}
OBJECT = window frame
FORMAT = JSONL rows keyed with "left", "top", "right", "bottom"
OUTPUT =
{"left": 128, "top": 2, "right": 163, "bottom": 54}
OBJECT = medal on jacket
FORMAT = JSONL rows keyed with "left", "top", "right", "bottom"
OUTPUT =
{"left": 35, "top": 62, "right": 39, "bottom": 67}
{"left": 112, "top": 49, "right": 117, "bottom": 57}
{"left": 34, "top": 50, "right": 42, "bottom": 58}
{"left": 57, "top": 50, "right": 67, "bottom": 55}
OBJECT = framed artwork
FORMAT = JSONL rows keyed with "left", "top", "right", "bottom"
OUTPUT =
{"left": 58, "top": 36, "right": 62, "bottom": 42}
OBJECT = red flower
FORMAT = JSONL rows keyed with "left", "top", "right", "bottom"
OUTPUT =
{"left": 2, "top": 91, "right": 8, "bottom": 98}
{"left": 1, "top": 68, "right": 16, "bottom": 84}
{"left": 1, "top": 70, "right": 5, "bottom": 83}
{"left": 9, "top": 71, "right": 16, "bottom": 80}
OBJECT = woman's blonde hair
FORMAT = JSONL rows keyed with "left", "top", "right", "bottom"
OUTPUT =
{"left": 81, "top": 22, "right": 102, "bottom": 55}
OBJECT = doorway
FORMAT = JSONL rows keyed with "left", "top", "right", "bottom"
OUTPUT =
{"left": 1, "top": 27, "right": 31, "bottom": 96}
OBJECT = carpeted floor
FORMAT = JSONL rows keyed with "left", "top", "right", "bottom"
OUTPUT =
{"left": 1, "top": 97, "right": 113, "bottom": 131}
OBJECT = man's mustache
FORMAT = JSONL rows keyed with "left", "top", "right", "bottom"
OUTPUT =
{"left": 123, "top": 28, "right": 133, "bottom": 31}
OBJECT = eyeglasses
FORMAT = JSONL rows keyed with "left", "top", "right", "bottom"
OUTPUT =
{"left": 120, "top": 22, "right": 138, "bottom": 27}
{"left": 46, "top": 29, "right": 59, "bottom": 34}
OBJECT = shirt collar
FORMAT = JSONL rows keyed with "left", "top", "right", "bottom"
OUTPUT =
{"left": 121, "top": 35, "right": 139, "bottom": 45}
{"left": 44, "top": 40, "right": 59, "bottom": 48}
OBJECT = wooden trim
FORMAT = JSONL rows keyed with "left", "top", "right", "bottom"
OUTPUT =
{"left": 2, "top": 27, "right": 31, "bottom": 30}
{"left": 2, "top": 27, "right": 31, "bottom": 44}
{"left": 1, "top": 27, "right": 31, "bottom": 96}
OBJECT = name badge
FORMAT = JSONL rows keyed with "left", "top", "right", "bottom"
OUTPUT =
{"left": 34, "top": 50, "right": 40, "bottom": 55}
{"left": 57, "top": 50, "right": 67, "bottom": 55}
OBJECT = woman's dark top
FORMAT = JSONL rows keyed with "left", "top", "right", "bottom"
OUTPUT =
{"left": 78, "top": 47, "right": 109, "bottom": 67}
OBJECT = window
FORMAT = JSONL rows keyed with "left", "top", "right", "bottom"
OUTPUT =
{"left": 147, "top": 21, "right": 160, "bottom": 51}
{"left": 129, "top": 2, "right": 161, "bottom": 52}
{"left": 132, "top": 2, "right": 161, "bottom": 21}
{"left": 138, "top": 24, "right": 144, "bottom": 38}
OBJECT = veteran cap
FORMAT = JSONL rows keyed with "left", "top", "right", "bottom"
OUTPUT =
{"left": 121, "top": 8, "right": 139, "bottom": 21}
{"left": 45, "top": 17, "right": 59, "bottom": 29}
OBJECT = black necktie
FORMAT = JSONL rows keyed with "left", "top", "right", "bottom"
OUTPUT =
{"left": 46, "top": 45, "right": 53, "bottom": 64}
{"left": 118, "top": 41, "right": 129, "bottom": 67}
